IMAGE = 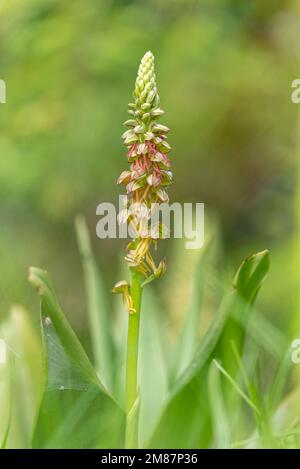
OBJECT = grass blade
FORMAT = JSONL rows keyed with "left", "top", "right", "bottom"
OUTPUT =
{"left": 213, "top": 360, "right": 260, "bottom": 416}
{"left": 208, "top": 362, "right": 231, "bottom": 448}
{"left": 75, "top": 215, "right": 114, "bottom": 392}
{"left": 175, "top": 244, "right": 210, "bottom": 378}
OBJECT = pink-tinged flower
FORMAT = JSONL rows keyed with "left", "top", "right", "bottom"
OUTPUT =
{"left": 114, "top": 50, "right": 173, "bottom": 291}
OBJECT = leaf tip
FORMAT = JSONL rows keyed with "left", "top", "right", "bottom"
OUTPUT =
{"left": 28, "top": 266, "right": 48, "bottom": 296}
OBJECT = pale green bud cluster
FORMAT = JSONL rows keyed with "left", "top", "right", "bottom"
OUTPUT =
{"left": 134, "top": 51, "right": 159, "bottom": 107}
{"left": 122, "top": 51, "right": 170, "bottom": 152}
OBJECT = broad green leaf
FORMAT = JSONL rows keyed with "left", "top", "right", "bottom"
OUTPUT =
{"left": 149, "top": 250, "right": 270, "bottom": 448}
{"left": 29, "top": 267, "right": 124, "bottom": 448}
{"left": 75, "top": 215, "right": 115, "bottom": 392}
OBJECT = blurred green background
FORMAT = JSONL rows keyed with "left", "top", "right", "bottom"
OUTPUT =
{"left": 0, "top": 0, "right": 298, "bottom": 341}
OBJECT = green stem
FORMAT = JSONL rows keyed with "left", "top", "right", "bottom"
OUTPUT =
{"left": 125, "top": 269, "right": 143, "bottom": 448}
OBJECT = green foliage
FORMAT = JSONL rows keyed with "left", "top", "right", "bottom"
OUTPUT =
{"left": 24, "top": 234, "right": 287, "bottom": 449}
{"left": 0, "top": 214, "right": 297, "bottom": 449}
{"left": 28, "top": 267, "right": 124, "bottom": 448}
{"left": 208, "top": 362, "right": 230, "bottom": 449}
{"left": 149, "top": 251, "right": 270, "bottom": 448}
